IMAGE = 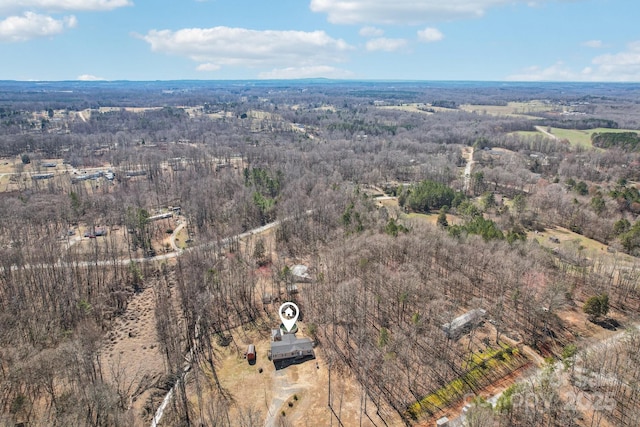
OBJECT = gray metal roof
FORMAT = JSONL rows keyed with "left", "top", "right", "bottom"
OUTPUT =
{"left": 442, "top": 309, "right": 487, "bottom": 337}
{"left": 291, "top": 264, "right": 311, "bottom": 282}
{"left": 270, "top": 333, "right": 314, "bottom": 357}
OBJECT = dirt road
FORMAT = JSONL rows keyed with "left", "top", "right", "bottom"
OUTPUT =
{"left": 169, "top": 220, "right": 185, "bottom": 251}
{"left": 264, "top": 367, "right": 310, "bottom": 427}
{"left": 535, "top": 125, "right": 559, "bottom": 140}
{"left": 462, "top": 146, "right": 475, "bottom": 193}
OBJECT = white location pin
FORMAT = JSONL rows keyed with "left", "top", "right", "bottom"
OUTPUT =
{"left": 278, "top": 302, "right": 300, "bottom": 333}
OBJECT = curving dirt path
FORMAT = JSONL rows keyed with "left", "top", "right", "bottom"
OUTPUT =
{"left": 169, "top": 220, "right": 186, "bottom": 252}
{"left": 264, "top": 367, "right": 310, "bottom": 427}
{"left": 462, "top": 146, "right": 475, "bottom": 193}
{"left": 535, "top": 125, "right": 559, "bottom": 140}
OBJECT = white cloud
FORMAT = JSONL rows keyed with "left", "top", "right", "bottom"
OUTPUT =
{"left": 0, "top": 12, "right": 76, "bottom": 42}
{"left": 507, "top": 62, "right": 577, "bottom": 81}
{"left": 359, "top": 26, "right": 383, "bottom": 37}
{"left": 0, "top": 0, "right": 130, "bottom": 42}
{"left": 417, "top": 27, "right": 443, "bottom": 42}
{"left": 508, "top": 42, "right": 640, "bottom": 82}
{"left": 582, "top": 39, "right": 603, "bottom": 48}
{"left": 77, "top": 74, "right": 106, "bottom": 80}
{"left": 310, "top": 0, "right": 548, "bottom": 24}
{"left": 0, "top": 0, "right": 131, "bottom": 12}
{"left": 258, "top": 65, "right": 353, "bottom": 79}
{"left": 139, "top": 26, "right": 353, "bottom": 72}
{"left": 365, "top": 37, "right": 407, "bottom": 52}
{"left": 588, "top": 41, "right": 640, "bottom": 81}
{"left": 196, "top": 63, "right": 221, "bottom": 72}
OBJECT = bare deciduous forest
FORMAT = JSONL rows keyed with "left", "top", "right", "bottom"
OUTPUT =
{"left": 1, "top": 80, "right": 640, "bottom": 427}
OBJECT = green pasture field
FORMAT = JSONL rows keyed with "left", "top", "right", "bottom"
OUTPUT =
{"left": 512, "top": 127, "right": 639, "bottom": 149}
{"left": 460, "top": 101, "right": 556, "bottom": 118}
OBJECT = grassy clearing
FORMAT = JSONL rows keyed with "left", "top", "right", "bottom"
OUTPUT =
{"left": 531, "top": 226, "right": 605, "bottom": 253}
{"left": 0, "top": 159, "right": 18, "bottom": 174}
{"left": 0, "top": 175, "right": 10, "bottom": 190}
{"left": 404, "top": 212, "right": 437, "bottom": 224}
{"left": 378, "top": 101, "right": 557, "bottom": 118}
{"left": 460, "top": 101, "right": 555, "bottom": 118}
{"left": 547, "top": 128, "right": 593, "bottom": 148}
{"left": 378, "top": 104, "right": 434, "bottom": 115}
{"left": 174, "top": 226, "right": 190, "bottom": 249}
{"left": 98, "top": 106, "right": 162, "bottom": 114}
{"left": 378, "top": 103, "right": 460, "bottom": 115}
{"left": 529, "top": 226, "right": 637, "bottom": 267}
{"left": 378, "top": 198, "right": 399, "bottom": 207}
{"left": 248, "top": 110, "right": 276, "bottom": 120}
{"left": 516, "top": 127, "right": 639, "bottom": 149}
{"left": 403, "top": 212, "right": 463, "bottom": 227}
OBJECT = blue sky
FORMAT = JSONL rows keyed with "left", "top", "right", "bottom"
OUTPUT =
{"left": 0, "top": 0, "right": 638, "bottom": 81}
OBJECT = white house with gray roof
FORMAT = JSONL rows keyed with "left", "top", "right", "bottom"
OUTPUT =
{"left": 268, "top": 333, "right": 314, "bottom": 362}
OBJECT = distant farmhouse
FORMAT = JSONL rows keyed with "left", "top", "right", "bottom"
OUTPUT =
{"left": 268, "top": 329, "right": 314, "bottom": 363}
{"left": 32, "top": 173, "right": 54, "bottom": 180}
{"left": 148, "top": 212, "right": 173, "bottom": 221}
{"left": 442, "top": 309, "right": 487, "bottom": 340}
{"left": 290, "top": 264, "right": 312, "bottom": 283}
{"left": 71, "top": 170, "right": 115, "bottom": 183}
{"left": 72, "top": 171, "right": 103, "bottom": 183}
{"left": 84, "top": 227, "right": 107, "bottom": 238}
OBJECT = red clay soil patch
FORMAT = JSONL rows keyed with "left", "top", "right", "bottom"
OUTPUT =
{"left": 556, "top": 306, "right": 631, "bottom": 348}
{"left": 257, "top": 265, "right": 272, "bottom": 276}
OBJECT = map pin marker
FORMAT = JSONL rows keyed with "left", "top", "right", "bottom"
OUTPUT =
{"left": 279, "top": 302, "right": 299, "bottom": 333}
